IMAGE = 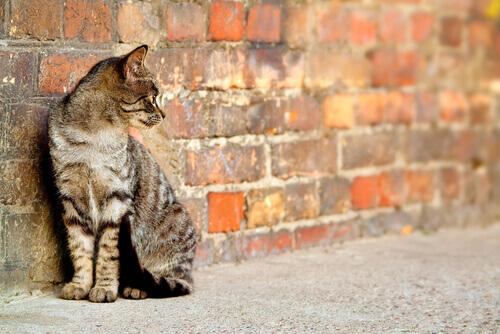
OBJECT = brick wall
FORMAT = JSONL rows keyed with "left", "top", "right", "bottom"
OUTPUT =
{"left": 1, "top": 0, "right": 500, "bottom": 295}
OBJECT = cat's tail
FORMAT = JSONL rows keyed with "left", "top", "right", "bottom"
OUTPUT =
{"left": 142, "top": 270, "right": 192, "bottom": 297}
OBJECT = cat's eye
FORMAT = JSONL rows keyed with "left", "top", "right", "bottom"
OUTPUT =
{"left": 150, "top": 95, "right": 157, "bottom": 106}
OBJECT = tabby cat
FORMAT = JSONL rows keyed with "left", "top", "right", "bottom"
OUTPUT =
{"left": 48, "top": 45, "right": 197, "bottom": 303}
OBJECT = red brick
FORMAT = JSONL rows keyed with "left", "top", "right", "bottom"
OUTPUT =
{"left": 186, "top": 145, "right": 265, "bottom": 186}
{"left": 440, "top": 168, "right": 460, "bottom": 200}
{"left": 380, "top": 9, "right": 407, "bottom": 43}
{"left": 208, "top": 1, "right": 244, "bottom": 41}
{"left": 271, "top": 138, "right": 336, "bottom": 179}
{"left": 411, "top": 12, "right": 435, "bottom": 42}
{"left": 117, "top": 1, "right": 161, "bottom": 44}
{"left": 245, "top": 188, "right": 284, "bottom": 229}
{"left": 10, "top": 0, "right": 62, "bottom": 40}
{"left": 316, "top": 8, "right": 350, "bottom": 43}
{"left": 396, "top": 51, "right": 418, "bottom": 86}
{"left": 208, "top": 192, "right": 243, "bottom": 233}
{"left": 237, "top": 232, "right": 293, "bottom": 260}
{"left": 64, "top": 0, "right": 111, "bottom": 42}
{"left": 440, "top": 91, "right": 467, "bottom": 122}
{"left": 295, "top": 225, "right": 330, "bottom": 249}
{"left": 248, "top": 98, "right": 286, "bottom": 135}
{"left": 351, "top": 176, "right": 379, "bottom": 210}
{"left": 371, "top": 49, "right": 397, "bottom": 87}
{"left": 246, "top": 4, "right": 281, "bottom": 43}
{"left": 440, "top": 17, "right": 463, "bottom": 47}
{"left": 324, "top": 94, "right": 355, "bottom": 129}
{"left": 179, "top": 198, "right": 205, "bottom": 236}
{"left": 357, "top": 93, "right": 384, "bottom": 125}
{"left": 307, "top": 51, "right": 371, "bottom": 89}
{"left": 379, "top": 170, "right": 405, "bottom": 207}
{"left": 342, "top": 132, "right": 398, "bottom": 169}
{"left": 38, "top": 53, "right": 102, "bottom": 95}
{"left": 468, "top": 19, "right": 492, "bottom": 47}
{"left": 469, "top": 93, "right": 491, "bottom": 124}
{"left": 160, "top": 98, "right": 206, "bottom": 139}
{"left": 0, "top": 52, "right": 36, "bottom": 98}
{"left": 287, "top": 95, "right": 320, "bottom": 131}
{"left": 439, "top": 0, "right": 471, "bottom": 12}
{"left": 470, "top": 0, "right": 490, "bottom": 15}
{"left": 319, "top": 177, "right": 350, "bottom": 215}
{"left": 206, "top": 99, "right": 248, "bottom": 137}
{"left": 405, "top": 170, "right": 434, "bottom": 203}
{"left": 384, "top": 91, "right": 415, "bottom": 124}
{"left": 350, "top": 10, "right": 377, "bottom": 45}
{"left": 459, "top": 130, "right": 487, "bottom": 162}
{"left": 282, "top": 6, "right": 310, "bottom": 47}
{"left": 285, "top": 183, "right": 318, "bottom": 221}
{"left": 166, "top": 2, "right": 204, "bottom": 42}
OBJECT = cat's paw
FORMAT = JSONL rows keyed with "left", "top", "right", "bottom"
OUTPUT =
{"left": 123, "top": 286, "right": 148, "bottom": 299}
{"left": 89, "top": 286, "right": 118, "bottom": 303}
{"left": 61, "top": 282, "right": 90, "bottom": 300}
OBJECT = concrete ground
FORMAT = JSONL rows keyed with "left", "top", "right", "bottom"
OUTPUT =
{"left": 1, "top": 224, "right": 499, "bottom": 333}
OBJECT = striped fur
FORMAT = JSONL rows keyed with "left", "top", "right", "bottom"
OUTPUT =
{"left": 49, "top": 45, "right": 197, "bottom": 303}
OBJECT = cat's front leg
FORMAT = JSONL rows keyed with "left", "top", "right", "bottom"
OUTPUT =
{"left": 89, "top": 196, "right": 132, "bottom": 303}
{"left": 60, "top": 213, "right": 95, "bottom": 300}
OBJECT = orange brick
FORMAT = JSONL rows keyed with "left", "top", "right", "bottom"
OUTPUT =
{"left": 405, "top": 170, "right": 434, "bottom": 203}
{"left": 351, "top": 176, "right": 379, "bottom": 210}
{"left": 324, "top": 94, "right": 354, "bottom": 128}
{"left": 316, "top": 8, "right": 350, "bottom": 43}
{"left": 440, "top": 91, "right": 467, "bottom": 122}
{"left": 411, "top": 12, "right": 435, "bottom": 42}
{"left": 441, "top": 168, "right": 460, "bottom": 200}
{"left": 208, "top": 1, "right": 244, "bottom": 41}
{"left": 468, "top": 19, "right": 492, "bottom": 47}
{"left": 350, "top": 10, "right": 377, "bottom": 45}
{"left": 380, "top": 9, "right": 407, "bottom": 43}
{"left": 208, "top": 192, "right": 243, "bottom": 233}
{"left": 246, "top": 4, "right": 281, "bottom": 43}
{"left": 357, "top": 93, "right": 384, "bottom": 125}
{"left": 384, "top": 91, "right": 415, "bottom": 124}
{"left": 64, "top": 0, "right": 111, "bottom": 42}
{"left": 379, "top": 171, "right": 405, "bottom": 207}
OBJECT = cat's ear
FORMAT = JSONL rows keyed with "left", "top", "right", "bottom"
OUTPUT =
{"left": 123, "top": 45, "right": 148, "bottom": 83}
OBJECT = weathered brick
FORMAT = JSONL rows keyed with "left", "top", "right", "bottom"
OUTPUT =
{"left": 287, "top": 95, "right": 320, "bottom": 131}
{"left": 194, "top": 240, "right": 214, "bottom": 268}
{"left": 0, "top": 52, "right": 36, "bottom": 98}
{"left": 405, "top": 170, "right": 434, "bottom": 203}
{"left": 64, "top": 0, "right": 111, "bottom": 42}
{"left": 0, "top": 104, "right": 49, "bottom": 160}
{"left": 459, "top": 130, "right": 488, "bottom": 163}
{"left": 380, "top": 9, "right": 407, "bottom": 43}
{"left": 316, "top": 8, "right": 350, "bottom": 43}
{"left": 0, "top": 0, "right": 4, "bottom": 36}
{"left": 282, "top": 6, "right": 310, "bottom": 47}
{"left": 245, "top": 188, "right": 284, "bottom": 229}
{"left": 248, "top": 98, "right": 285, "bottom": 135}
{"left": 357, "top": 93, "right": 384, "bottom": 125}
{"left": 324, "top": 94, "right": 355, "bottom": 129}
{"left": 0, "top": 160, "right": 43, "bottom": 205}
{"left": 411, "top": 12, "right": 435, "bottom": 42}
{"left": 405, "top": 130, "right": 459, "bottom": 162}
{"left": 179, "top": 198, "right": 205, "bottom": 236}
{"left": 207, "top": 100, "right": 248, "bottom": 137}
{"left": 415, "top": 92, "right": 437, "bottom": 123}
{"left": 350, "top": 10, "right": 377, "bottom": 45}
{"left": 10, "top": 0, "right": 62, "bottom": 40}
{"left": 351, "top": 176, "right": 379, "bottom": 210}
{"left": 469, "top": 93, "right": 490, "bottom": 124}
{"left": 246, "top": 4, "right": 281, "bottom": 43}
{"left": 468, "top": 19, "right": 492, "bottom": 47}
{"left": 166, "top": 2, "right": 204, "bottom": 42}
{"left": 237, "top": 232, "right": 293, "bottom": 260}
{"left": 342, "top": 132, "right": 398, "bottom": 169}
{"left": 3, "top": 211, "right": 41, "bottom": 264}
{"left": 295, "top": 221, "right": 358, "bottom": 249}
{"left": 186, "top": 145, "right": 265, "bottom": 186}
{"left": 440, "top": 17, "right": 463, "bottom": 47}
{"left": 440, "top": 91, "right": 467, "bottom": 122}
{"left": 271, "top": 138, "right": 336, "bottom": 179}
{"left": 117, "top": 0, "right": 161, "bottom": 45}
{"left": 160, "top": 98, "right": 206, "bottom": 139}
{"left": 208, "top": 192, "right": 243, "bottom": 233}
{"left": 440, "top": 168, "right": 460, "bottom": 201}
{"left": 439, "top": 0, "right": 471, "bottom": 12}
{"left": 384, "top": 92, "right": 415, "bottom": 124}
{"left": 307, "top": 52, "right": 371, "bottom": 89}
{"left": 38, "top": 53, "right": 102, "bottom": 95}
{"left": 379, "top": 170, "right": 405, "bottom": 207}
{"left": 208, "top": 1, "right": 244, "bottom": 41}
{"left": 319, "top": 177, "right": 350, "bottom": 215}
{"left": 371, "top": 50, "right": 416, "bottom": 87}
{"left": 285, "top": 183, "right": 318, "bottom": 221}
{"left": 464, "top": 171, "right": 490, "bottom": 205}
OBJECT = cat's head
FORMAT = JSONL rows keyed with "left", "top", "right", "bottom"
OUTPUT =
{"left": 115, "top": 45, "right": 165, "bottom": 129}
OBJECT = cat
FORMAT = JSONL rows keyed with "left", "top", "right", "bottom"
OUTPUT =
{"left": 48, "top": 45, "right": 197, "bottom": 302}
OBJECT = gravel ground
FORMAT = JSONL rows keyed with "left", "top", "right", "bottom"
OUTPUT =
{"left": 1, "top": 224, "right": 499, "bottom": 333}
